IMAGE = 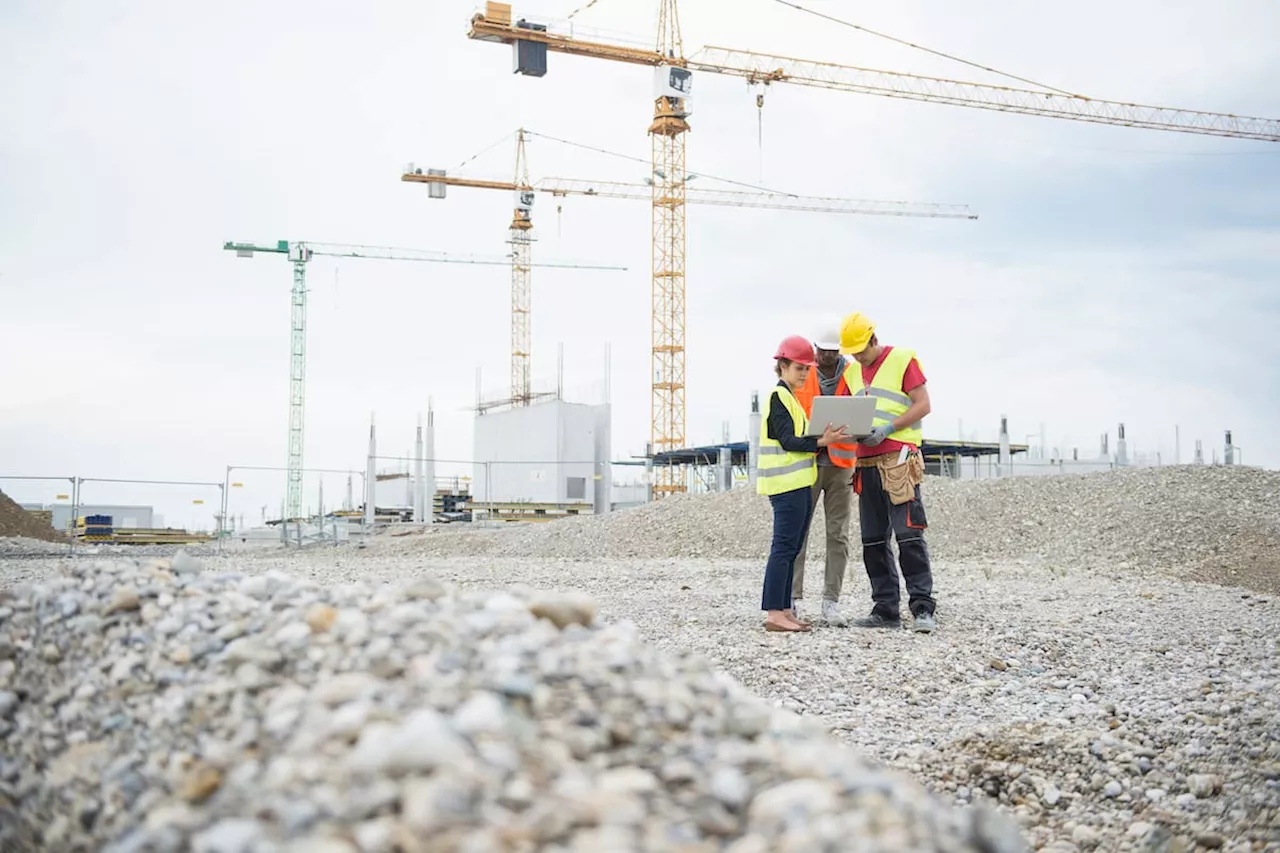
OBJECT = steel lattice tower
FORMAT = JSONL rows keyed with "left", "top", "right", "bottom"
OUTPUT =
{"left": 509, "top": 129, "right": 535, "bottom": 406}
{"left": 286, "top": 250, "right": 310, "bottom": 521}
{"left": 648, "top": 0, "right": 689, "bottom": 497}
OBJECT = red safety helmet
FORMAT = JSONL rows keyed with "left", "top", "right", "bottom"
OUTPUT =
{"left": 773, "top": 335, "right": 815, "bottom": 366}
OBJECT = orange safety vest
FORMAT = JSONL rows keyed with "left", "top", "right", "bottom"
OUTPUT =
{"left": 794, "top": 366, "right": 859, "bottom": 468}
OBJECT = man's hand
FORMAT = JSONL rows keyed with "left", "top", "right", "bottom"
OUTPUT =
{"left": 862, "top": 423, "right": 893, "bottom": 447}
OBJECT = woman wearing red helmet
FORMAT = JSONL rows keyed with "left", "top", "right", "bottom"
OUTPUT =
{"left": 757, "top": 335, "right": 848, "bottom": 632}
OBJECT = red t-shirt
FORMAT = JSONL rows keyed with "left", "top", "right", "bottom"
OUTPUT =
{"left": 853, "top": 345, "right": 926, "bottom": 459}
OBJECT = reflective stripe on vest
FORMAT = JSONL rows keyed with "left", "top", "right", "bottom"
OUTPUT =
{"left": 756, "top": 385, "right": 818, "bottom": 496}
{"left": 844, "top": 346, "right": 924, "bottom": 448}
{"left": 796, "top": 366, "right": 858, "bottom": 468}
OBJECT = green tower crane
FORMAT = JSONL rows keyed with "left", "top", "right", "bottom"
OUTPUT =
{"left": 223, "top": 239, "right": 626, "bottom": 527}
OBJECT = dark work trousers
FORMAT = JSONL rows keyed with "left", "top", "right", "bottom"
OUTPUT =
{"left": 762, "top": 485, "right": 816, "bottom": 611}
{"left": 856, "top": 465, "right": 936, "bottom": 620}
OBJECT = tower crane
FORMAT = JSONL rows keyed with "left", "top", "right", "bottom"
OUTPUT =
{"left": 222, "top": 239, "right": 626, "bottom": 524}
{"left": 465, "top": 0, "right": 1280, "bottom": 498}
{"left": 404, "top": 129, "right": 976, "bottom": 415}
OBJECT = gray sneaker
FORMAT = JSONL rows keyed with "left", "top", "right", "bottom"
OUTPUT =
{"left": 912, "top": 612, "right": 937, "bottom": 634}
{"left": 850, "top": 612, "right": 901, "bottom": 629}
{"left": 821, "top": 599, "right": 849, "bottom": 627}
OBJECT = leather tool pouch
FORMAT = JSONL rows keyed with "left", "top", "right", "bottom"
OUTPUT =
{"left": 879, "top": 450, "right": 925, "bottom": 506}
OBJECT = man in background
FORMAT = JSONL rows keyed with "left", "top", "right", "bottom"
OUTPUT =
{"left": 790, "top": 332, "right": 860, "bottom": 626}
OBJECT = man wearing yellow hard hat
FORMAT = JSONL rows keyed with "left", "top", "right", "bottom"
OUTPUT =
{"left": 837, "top": 312, "right": 937, "bottom": 634}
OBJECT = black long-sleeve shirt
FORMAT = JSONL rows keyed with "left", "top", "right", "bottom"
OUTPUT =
{"left": 765, "top": 381, "right": 820, "bottom": 454}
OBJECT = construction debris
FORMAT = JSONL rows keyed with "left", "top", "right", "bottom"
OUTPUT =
{"left": 399, "top": 466, "right": 1280, "bottom": 594}
{"left": 0, "top": 557, "right": 1026, "bottom": 852}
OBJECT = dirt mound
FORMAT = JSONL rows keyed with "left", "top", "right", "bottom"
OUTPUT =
{"left": 0, "top": 489, "right": 65, "bottom": 543}
{"left": 398, "top": 466, "right": 1280, "bottom": 592}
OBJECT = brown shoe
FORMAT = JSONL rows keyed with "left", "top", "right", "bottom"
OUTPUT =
{"left": 782, "top": 608, "right": 810, "bottom": 628}
{"left": 764, "top": 618, "right": 811, "bottom": 633}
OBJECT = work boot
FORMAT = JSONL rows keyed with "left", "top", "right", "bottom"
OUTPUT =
{"left": 821, "top": 599, "right": 848, "bottom": 627}
{"left": 850, "top": 612, "right": 901, "bottom": 630}
{"left": 912, "top": 612, "right": 937, "bottom": 634}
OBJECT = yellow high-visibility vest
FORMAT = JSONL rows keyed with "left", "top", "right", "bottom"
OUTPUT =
{"left": 756, "top": 384, "right": 818, "bottom": 496}
{"left": 843, "top": 347, "right": 924, "bottom": 448}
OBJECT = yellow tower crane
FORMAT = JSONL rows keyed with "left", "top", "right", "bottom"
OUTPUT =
{"left": 404, "top": 129, "right": 978, "bottom": 419}
{"left": 465, "top": 0, "right": 1280, "bottom": 498}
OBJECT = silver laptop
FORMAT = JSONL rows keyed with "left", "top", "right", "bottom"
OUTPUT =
{"left": 804, "top": 396, "right": 879, "bottom": 439}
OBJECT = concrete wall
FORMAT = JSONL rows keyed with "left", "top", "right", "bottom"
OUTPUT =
{"left": 610, "top": 482, "right": 648, "bottom": 510}
{"left": 472, "top": 400, "right": 611, "bottom": 510}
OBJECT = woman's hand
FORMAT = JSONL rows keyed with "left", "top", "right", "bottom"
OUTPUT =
{"left": 816, "top": 423, "right": 848, "bottom": 447}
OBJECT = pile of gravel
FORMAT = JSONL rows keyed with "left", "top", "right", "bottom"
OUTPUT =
{"left": 0, "top": 555, "right": 1028, "bottom": 852}
{"left": 0, "top": 536, "right": 67, "bottom": 557}
{"left": 0, "top": 489, "right": 65, "bottom": 544}
{"left": 398, "top": 466, "right": 1280, "bottom": 593}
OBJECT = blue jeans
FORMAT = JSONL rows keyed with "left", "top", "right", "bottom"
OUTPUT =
{"left": 762, "top": 485, "right": 816, "bottom": 611}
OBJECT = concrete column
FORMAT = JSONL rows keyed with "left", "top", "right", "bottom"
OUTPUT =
{"left": 997, "top": 415, "right": 1010, "bottom": 477}
{"left": 413, "top": 415, "right": 425, "bottom": 523}
{"left": 425, "top": 402, "right": 436, "bottom": 522}
{"left": 644, "top": 442, "right": 654, "bottom": 504}
{"left": 364, "top": 415, "right": 376, "bottom": 527}
{"left": 593, "top": 403, "right": 612, "bottom": 514}
{"left": 748, "top": 391, "right": 761, "bottom": 490}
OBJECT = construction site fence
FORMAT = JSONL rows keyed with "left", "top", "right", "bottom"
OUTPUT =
{"left": 0, "top": 473, "right": 230, "bottom": 558}
{"left": 367, "top": 455, "right": 647, "bottom": 514}
{"left": 932, "top": 454, "right": 1189, "bottom": 480}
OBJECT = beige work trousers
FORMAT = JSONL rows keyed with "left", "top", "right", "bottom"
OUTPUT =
{"left": 791, "top": 463, "right": 853, "bottom": 602}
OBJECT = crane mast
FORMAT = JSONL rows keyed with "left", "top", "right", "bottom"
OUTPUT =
{"left": 649, "top": 0, "right": 691, "bottom": 496}
{"left": 287, "top": 248, "right": 309, "bottom": 524}
{"left": 510, "top": 129, "right": 535, "bottom": 406}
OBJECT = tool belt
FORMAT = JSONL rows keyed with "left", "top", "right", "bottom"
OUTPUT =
{"left": 855, "top": 448, "right": 925, "bottom": 505}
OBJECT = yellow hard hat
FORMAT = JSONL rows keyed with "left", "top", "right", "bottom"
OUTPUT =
{"left": 839, "top": 312, "right": 876, "bottom": 355}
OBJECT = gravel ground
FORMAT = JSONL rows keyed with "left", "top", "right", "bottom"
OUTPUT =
{"left": 3, "top": 466, "right": 1278, "bottom": 851}
{"left": 387, "top": 466, "right": 1280, "bottom": 596}
{"left": 1, "top": 555, "right": 1028, "bottom": 853}
{"left": 4, "top": 548, "right": 1276, "bottom": 851}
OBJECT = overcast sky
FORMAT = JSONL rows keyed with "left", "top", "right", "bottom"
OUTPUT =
{"left": 2, "top": 0, "right": 1277, "bottom": 529}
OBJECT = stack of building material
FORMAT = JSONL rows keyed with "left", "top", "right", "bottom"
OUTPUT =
{"left": 79, "top": 514, "right": 114, "bottom": 540}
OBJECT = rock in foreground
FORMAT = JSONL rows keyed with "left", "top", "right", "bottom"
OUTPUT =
{"left": 0, "top": 558, "right": 1027, "bottom": 852}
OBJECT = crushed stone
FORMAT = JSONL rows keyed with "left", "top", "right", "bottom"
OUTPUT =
{"left": 391, "top": 466, "right": 1280, "bottom": 595}
{"left": 0, "top": 556, "right": 1028, "bottom": 852}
